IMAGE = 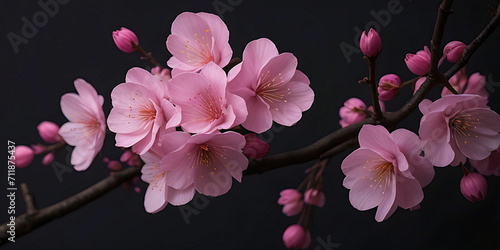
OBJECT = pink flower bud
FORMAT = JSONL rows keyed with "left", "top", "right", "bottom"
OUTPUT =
{"left": 31, "top": 144, "right": 44, "bottom": 155}
{"left": 304, "top": 189, "right": 326, "bottom": 207}
{"left": 377, "top": 74, "right": 401, "bottom": 101}
{"left": 413, "top": 77, "right": 426, "bottom": 95}
{"left": 444, "top": 41, "right": 466, "bottom": 63}
{"left": 120, "top": 150, "right": 133, "bottom": 162}
{"left": 278, "top": 189, "right": 304, "bottom": 217}
{"left": 134, "top": 187, "right": 141, "bottom": 193}
{"left": 107, "top": 160, "right": 123, "bottom": 171}
{"left": 339, "top": 98, "right": 366, "bottom": 128}
{"left": 243, "top": 133, "right": 270, "bottom": 159}
{"left": 37, "top": 121, "right": 63, "bottom": 143}
{"left": 460, "top": 173, "right": 487, "bottom": 202}
{"left": 282, "top": 224, "right": 311, "bottom": 249}
{"left": 42, "top": 153, "right": 55, "bottom": 166}
{"left": 405, "top": 46, "right": 431, "bottom": 75}
{"left": 13, "top": 145, "right": 35, "bottom": 168}
{"left": 359, "top": 28, "right": 382, "bottom": 58}
{"left": 112, "top": 27, "right": 139, "bottom": 53}
{"left": 151, "top": 66, "right": 172, "bottom": 82}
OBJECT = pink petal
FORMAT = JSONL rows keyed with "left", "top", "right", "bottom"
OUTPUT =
{"left": 161, "top": 99, "right": 182, "bottom": 129}
{"left": 423, "top": 141, "right": 455, "bottom": 167}
{"left": 374, "top": 175, "right": 397, "bottom": 222}
{"left": 115, "top": 128, "right": 149, "bottom": 149}
{"left": 290, "top": 70, "right": 310, "bottom": 85}
{"left": 394, "top": 175, "right": 424, "bottom": 209}
{"left": 74, "top": 79, "right": 101, "bottom": 115}
{"left": 60, "top": 93, "right": 95, "bottom": 123}
{"left": 285, "top": 81, "right": 314, "bottom": 112}
{"left": 144, "top": 177, "right": 168, "bottom": 213}
{"left": 59, "top": 122, "right": 95, "bottom": 148}
{"left": 254, "top": 52, "right": 297, "bottom": 91}
{"left": 419, "top": 111, "right": 450, "bottom": 144}
{"left": 358, "top": 125, "right": 398, "bottom": 161}
{"left": 203, "top": 131, "right": 246, "bottom": 150}
{"left": 158, "top": 131, "right": 192, "bottom": 155}
{"left": 225, "top": 92, "right": 248, "bottom": 127}
{"left": 71, "top": 145, "right": 96, "bottom": 171}
{"left": 341, "top": 148, "right": 386, "bottom": 189}
{"left": 269, "top": 102, "right": 302, "bottom": 126}
{"left": 125, "top": 67, "right": 164, "bottom": 102}
{"left": 241, "top": 96, "right": 273, "bottom": 133}
{"left": 162, "top": 145, "right": 197, "bottom": 189}
{"left": 168, "top": 185, "right": 196, "bottom": 206}
{"left": 196, "top": 12, "right": 232, "bottom": 67}
{"left": 242, "top": 38, "right": 279, "bottom": 77}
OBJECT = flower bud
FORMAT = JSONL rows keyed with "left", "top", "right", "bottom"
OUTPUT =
{"left": 151, "top": 67, "right": 172, "bottom": 82}
{"left": 444, "top": 41, "right": 466, "bottom": 63}
{"left": 31, "top": 144, "right": 44, "bottom": 155}
{"left": 112, "top": 27, "right": 139, "bottom": 53}
{"left": 278, "top": 189, "right": 303, "bottom": 217}
{"left": 37, "top": 121, "right": 63, "bottom": 143}
{"left": 405, "top": 46, "right": 431, "bottom": 75}
{"left": 107, "top": 160, "right": 123, "bottom": 171}
{"left": 134, "top": 187, "right": 141, "bottom": 193}
{"left": 359, "top": 28, "right": 382, "bottom": 58}
{"left": 282, "top": 224, "right": 311, "bottom": 249}
{"left": 42, "top": 153, "right": 55, "bottom": 166}
{"left": 304, "top": 189, "right": 326, "bottom": 207}
{"left": 339, "top": 98, "right": 366, "bottom": 128}
{"left": 377, "top": 74, "right": 401, "bottom": 101}
{"left": 243, "top": 133, "right": 270, "bottom": 159}
{"left": 13, "top": 145, "right": 35, "bottom": 168}
{"left": 460, "top": 173, "right": 487, "bottom": 202}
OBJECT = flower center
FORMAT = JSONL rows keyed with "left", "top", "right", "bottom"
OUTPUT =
{"left": 364, "top": 161, "right": 394, "bottom": 195}
{"left": 449, "top": 113, "right": 477, "bottom": 137}
{"left": 256, "top": 70, "right": 288, "bottom": 104}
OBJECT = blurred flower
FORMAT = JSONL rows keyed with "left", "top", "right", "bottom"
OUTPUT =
{"left": 339, "top": 98, "right": 366, "bottom": 128}
{"left": 13, "top": 145, "right": 35, "bottom": 168}
{"left": 282, "top": 224, "right": 311, "bottom": 249}
{"left": 278, "top": 189, "right": 303, "bottom": 216}
{"left": 304, "top": 189, "right": 325, "bottom": 207}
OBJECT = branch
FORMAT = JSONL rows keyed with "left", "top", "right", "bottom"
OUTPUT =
{"left": 246, "top": 0, "right": 500, "bottom": 175}
{"left": 0, "top": 166, "right": 141, "bottom": 245}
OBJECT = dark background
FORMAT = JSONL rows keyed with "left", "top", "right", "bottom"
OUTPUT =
{"left": 1, "top": 0, "right": 500, "bottom": 249}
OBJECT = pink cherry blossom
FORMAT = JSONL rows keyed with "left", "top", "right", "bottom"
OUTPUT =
{"left": 140, "top": 141, "right": 196, "bottom": 213}
{"left": 282, "top": 224, "right": 311, "bottom": 249}
{"left": 59, "top": 79, "right": 106, "bottom": 171}
{"left": 339, "top": 98, "right": 366, "bottom": 128}
{"left": 159, "top": 131, "right": 248, "bottom": 197}
{"left": 359, "top": 28, "right": 382, "bottom": 58}
{"left": 168, "top": 62, "right": 247, "bottom": 134}
{"left": 419, "top": 94, "right": 500, "bottom": 167}
{"left": 151, "top": 66, "right": 171, "bottom": 82}
{"left": 37, "top": 121, "right": 63, "bottom": 143}
{"left": 460, "top": 172, "right": 487, "bottom": 202}
{"left": 107, "top": 67, "right": 181, "bottom": 155}
{"left": 227, "top": 38, "right": 314, "bottom": 133}
{"left": 278, "top": 189, "right": 304, "bottom": 216}
{"left": 341, "top": 125, "right": 434, "bottom": 222}
{"left": 405, "top": 46, "right": 431, "bottom": 75}
{"left": 13, "top": 145, "right": 35, "bottom": 168}
{"left": 442, "top": 69, "right": 488, "bottom": 97}
{"left": 304, "top": 189, "right": 326, "bottom": 207}
{"left": 166, "top": 12, "right": 232, "bottom": 76}
{"left": 470, "top": 147, "right": 500, "bottom": 176}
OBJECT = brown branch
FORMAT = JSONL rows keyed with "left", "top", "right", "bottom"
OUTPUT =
{"left": 0, "top": 167, "right": 141, "bottom": 245}
{"left": 21, "top": 183, "right": 37, "bottom": 216}
{"left": 367, "top": 57, "right": 383, "bottom": 120}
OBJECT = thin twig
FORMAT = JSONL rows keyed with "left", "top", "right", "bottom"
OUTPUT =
{"left": 20, "top": 183, "right": 37, "bottom": 216}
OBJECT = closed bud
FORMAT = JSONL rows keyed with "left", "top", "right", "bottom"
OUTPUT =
{"left": 405, "top": 46, "right": 431, "bottom": 75}
{"left": 278, "top": 189, "right": 303, "bottom": 217}
{"left": 460, "top": 172, "right": 487, "bottom": 202}
{"left": 377, "top": 74, "right": 401, "bottom": 101}
{"left": 42, "top": 153, "right": 55, "bottom": 166}
{"left": 359, "top": 28, "right": 382, "bottom": 58}
{"left": 37, "top": 121, "right": 63, "bottom": 143}
{"left": 282, "top": 224, "right": 311, "bottom": 249}
{"left": 304, "top": 189, "right": 326, "bottom": 207}
{"left": 243, "top": 133, "right": 270, "bottom": 159}
{"left": 13, "top": 145, "right": 35, "bottom": 168}
{"left": 444, "top": 41, "right": 466, "bottom": 63}
{"left": 112, "top": 27, "right": 139, "bottom": 53}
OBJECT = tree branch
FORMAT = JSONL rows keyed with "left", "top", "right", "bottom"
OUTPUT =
{"left": 0, "top": 167, "right": 141, "bottom": 245}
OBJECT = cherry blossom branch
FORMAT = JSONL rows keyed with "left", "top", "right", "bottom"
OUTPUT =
{"left": 367, "top": 58, "right": 383, "bottom": 120}
{"left": 0, "top": 167, "right": 141, "bottom": 246}
{"left": 134, "top": 44, "right": 161, "bottom": 67}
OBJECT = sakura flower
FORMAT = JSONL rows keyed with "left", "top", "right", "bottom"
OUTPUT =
{"left": 168, "top": 62, "right": 247, "bottom": 134}
{"left": 377, "top": 74, "right": 401, "bottom": 101}
{"left": 59, "top": 79, "right": 106, "bottom": 171}
{"left": 341, "top": 125, "right": 434, "bottom": 222}
{"left": 160, "top": 131, "right": 248, "bottom": 197}
{"left": 278, "top": 189, "right": 303, "bottom": 216}
{"left": 419, "top": 94, "right": 500, "bottom": 167}
{"left": 107, "top": 67, "right": 181, "bottom": 155}
{"left": 339, "top": 98, "right": 366, "bottom": 128}
{"left": 166, "top": 12, "right": 232, "bottom": 76}
{"left": 441, "top": 70, "right": 488, "bottom": 98}
{"left": 470, "top": 147, "right": 500, "bottom": 176}
{"left": 112, "top": 27, "right": 139, "bottom": 53}
{"left": 443, "top": 41, "right": 466, "bottom": 63}
{"left": 304, "top": 189, "right": 326, "bottom": 207}
{"left": 140, "top": 141, "right": 195, "bottom": 213}
{"left": 242, "top": 133, "right": 270, "bottom": 159}
{"left": 228, "top": 38, "right": 314, "bottom": 133}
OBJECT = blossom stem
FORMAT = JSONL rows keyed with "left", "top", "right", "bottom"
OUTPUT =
{"left": 134, "top": 44, "right": 161, "bottom": 67}
{"left": 367, "top": 57, "right": 383, "bottom": 121}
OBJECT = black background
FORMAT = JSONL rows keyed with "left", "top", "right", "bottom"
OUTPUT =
{"left": 1, "top": 0, "right": 500, "bottom": 249}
